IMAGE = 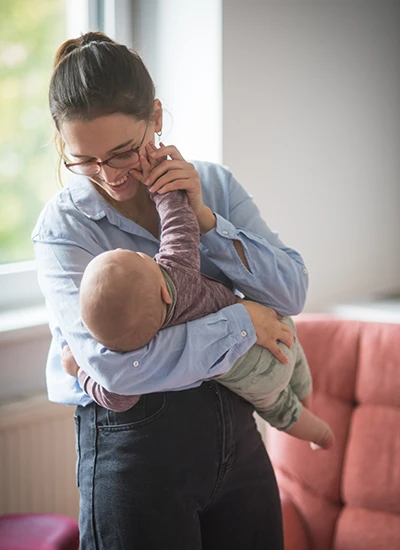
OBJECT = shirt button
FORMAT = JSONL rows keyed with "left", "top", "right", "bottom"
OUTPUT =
{"left": 222, "top": 230, "right": 229, "bottom": 235}
{"left": 241, "top": 330, "right": 247, "bottom": 337}
{"left": 302, "top": 267, "right": 308, "bottom": 275}
{"left": 132, "top": 360, "right": 140, "bottom": 368}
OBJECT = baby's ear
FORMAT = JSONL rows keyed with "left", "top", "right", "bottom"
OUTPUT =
{"left": 160, "top": 283, "right": 172, "bottom": 305}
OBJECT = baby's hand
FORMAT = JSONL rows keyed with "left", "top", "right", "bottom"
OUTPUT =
{"left": 140, "top": 142, "right": 168, "bottom": 191}
{"left": 127, "top": 142, "right": 167, "bottom": 185}
{"left": 61, "top": 345, "right": 80, "bottom": 377}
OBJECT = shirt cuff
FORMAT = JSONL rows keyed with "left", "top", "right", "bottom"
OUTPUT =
{"left": 200, "top": 213, "right": 239, "bottom": 254}
{"left": 199, "top": 213, "right": 253, "bottom": 277}
{"left": 205, "top": 303, "right": 257, "bottom": 376}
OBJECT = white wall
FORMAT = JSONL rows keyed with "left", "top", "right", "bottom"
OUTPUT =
{"left": 129, "top": 0, "right": 222, "bottom": 163}
{"left": 223, "top": 0, "right": 400, "bottom": 312}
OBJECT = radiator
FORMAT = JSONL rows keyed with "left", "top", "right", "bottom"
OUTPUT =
{"left": 0, "top": 395, "right": 79, "bottom": 520}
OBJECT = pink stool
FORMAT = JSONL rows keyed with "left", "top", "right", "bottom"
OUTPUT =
{"left": 0, "top": 513, "right": 79, "bottom": 550}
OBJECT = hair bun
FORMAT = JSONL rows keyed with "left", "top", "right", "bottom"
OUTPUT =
{"left": 53, "top": 32, "right": 116, "bottom": 68}
{"left": 80, "top": 31, "right": 115, "bottom": 46}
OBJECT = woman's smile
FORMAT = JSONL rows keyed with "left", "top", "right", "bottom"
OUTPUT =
{"left": 91, "top": 167, "right": 143, "bottom": 200}
{"left": 109, "top": 173, "right": 129, "bottom": 187}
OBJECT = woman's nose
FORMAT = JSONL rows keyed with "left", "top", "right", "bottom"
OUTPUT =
{"left": 98, "top": 164, "right": 121, "bottom": 183}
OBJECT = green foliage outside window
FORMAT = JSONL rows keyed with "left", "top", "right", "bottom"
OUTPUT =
{"left": 0, "top": 0, "right": 65, "bottom": 263}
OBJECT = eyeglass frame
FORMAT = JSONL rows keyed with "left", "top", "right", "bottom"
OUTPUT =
{"left": 63, "top": 120, "right": 150, "bottom": 175}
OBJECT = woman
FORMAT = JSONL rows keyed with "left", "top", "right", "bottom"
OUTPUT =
{"left": 33, "top": 31, "right": 309, "bottom": 549}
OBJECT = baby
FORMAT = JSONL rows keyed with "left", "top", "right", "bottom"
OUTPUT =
{"left": 76, "top": 188, "right": 334, "bottom": 450}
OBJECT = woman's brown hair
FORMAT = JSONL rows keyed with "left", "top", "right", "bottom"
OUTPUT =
{"left": 49, "top": 32, "right": 155, "bottom": 168}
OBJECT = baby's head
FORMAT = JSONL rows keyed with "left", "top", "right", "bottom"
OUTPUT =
{"left": 80, "top": 248, "right": 172, "bottom": 351}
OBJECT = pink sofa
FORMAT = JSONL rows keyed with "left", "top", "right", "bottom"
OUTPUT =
{"left": 269, "top": 315, "right": 400, "bottom": 550}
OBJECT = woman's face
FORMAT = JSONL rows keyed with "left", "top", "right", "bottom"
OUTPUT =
{"left": 60, "top": 112, "right": 154, "bottom": 203}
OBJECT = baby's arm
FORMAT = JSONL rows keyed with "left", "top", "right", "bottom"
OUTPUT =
{"left": 152, "top": 189, "right": 202, "bottom": 275}
{"left": 152, "top": 182, "right": 237, "bottom": 324}
{"left": 61, "top": 344, "right": 138, "bottom": 412}
{"left": 78, "top": 368, "right": 139, "bottom": 412}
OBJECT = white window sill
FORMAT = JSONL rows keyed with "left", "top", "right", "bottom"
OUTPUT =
{"left": 0, "top": 305, "right": 50, "bottom": 344}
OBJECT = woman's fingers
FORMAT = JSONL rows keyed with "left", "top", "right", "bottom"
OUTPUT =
{"left": 148, "top": 169, "right": 194, "bottom": 194}
{"left": 267, "top": 342, "right": 290, "bottom": 365}
{"left": 241, "top": 301, "right": 293, "bottom": 364}
{"left": 278, "top": 322, "right": 294, "bottom": 348}
{"left": 144, "top": 159, "right": 189, "bottom": 187}
{"left": 150, "top": 143, "right": 185, "bottom": 162}
{"left": 142, "top": 142, "right": 204, "bottom": 215}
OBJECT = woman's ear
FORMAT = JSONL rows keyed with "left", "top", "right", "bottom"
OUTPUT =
{"left": 152, "top": 99, "right": 163, "bottom": 134}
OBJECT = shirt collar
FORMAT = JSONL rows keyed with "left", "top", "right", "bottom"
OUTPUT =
{"left": 66, "top": 173, "right": 110, "bottom": 220}
{"left": 65, "top": 172, "right": 160, "bottom": 243}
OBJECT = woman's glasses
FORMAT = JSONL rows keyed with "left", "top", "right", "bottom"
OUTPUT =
{"left": 64, "top": 121, "right": 149, "bottom": 176}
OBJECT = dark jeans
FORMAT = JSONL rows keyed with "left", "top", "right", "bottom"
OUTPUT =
{"left": 74, "top": 381, "right": 283, "bottom": 550}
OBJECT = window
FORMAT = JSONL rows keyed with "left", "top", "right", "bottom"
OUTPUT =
{"left": 0, "top": 1, "right": 135, "bottom": 318}
{"left": 0, "top": 0, "right": 133, "bottom": 267}
{"left": 0, "top": 0, "right": 66, "bottom": 264}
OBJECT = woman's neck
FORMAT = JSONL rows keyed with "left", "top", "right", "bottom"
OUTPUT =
{"left": 98, "top": 184, "right": 159, "bottom": 238}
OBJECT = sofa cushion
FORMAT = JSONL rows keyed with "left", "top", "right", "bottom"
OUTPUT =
{"left": 268, "top": 317, "right": 400, "bottom": 550}
{"left": 357, "top": 322, "right": 400, "bottom": 407}
{"left": 342, "top": 406, "right": 400, "bottom": 516}
{"left": 333, "top": 507, "right": 400, "bottom": 550}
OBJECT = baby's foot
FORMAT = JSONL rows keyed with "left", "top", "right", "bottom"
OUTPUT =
{"left": 310, "top": 425, "right": 334, "bottom": 451}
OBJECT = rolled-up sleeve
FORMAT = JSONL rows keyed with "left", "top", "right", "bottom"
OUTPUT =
{"left": 200, "top": 169, "right": 308, "bottom": 316}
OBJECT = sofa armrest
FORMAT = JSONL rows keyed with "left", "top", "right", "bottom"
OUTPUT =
{"left": 280, "top": 492, "right": 310, "bottom": 550}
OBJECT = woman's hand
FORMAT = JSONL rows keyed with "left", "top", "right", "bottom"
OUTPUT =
{"left": 144, "top": 144, "right": 203, "bottom": 213}
{"left": 239, "top": 299, "right": 294, "bottom": 364}
{"left": 61, "top": 345, "right": 80, "bottom": 377}
{"left": 141, "top": 143, "right": 216, "bottom": 233}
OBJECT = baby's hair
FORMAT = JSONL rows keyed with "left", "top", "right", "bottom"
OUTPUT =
{"left": 80, "top": 251, "right": 164, "bottom": 352}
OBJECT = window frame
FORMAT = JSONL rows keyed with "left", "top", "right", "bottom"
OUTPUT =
{"left": 0, "top": 0, "right": 134, "bottom": 331}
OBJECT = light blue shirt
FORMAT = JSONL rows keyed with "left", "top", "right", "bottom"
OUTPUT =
{"left": 32, "top": 161, "right": 309, "bottom": 406}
